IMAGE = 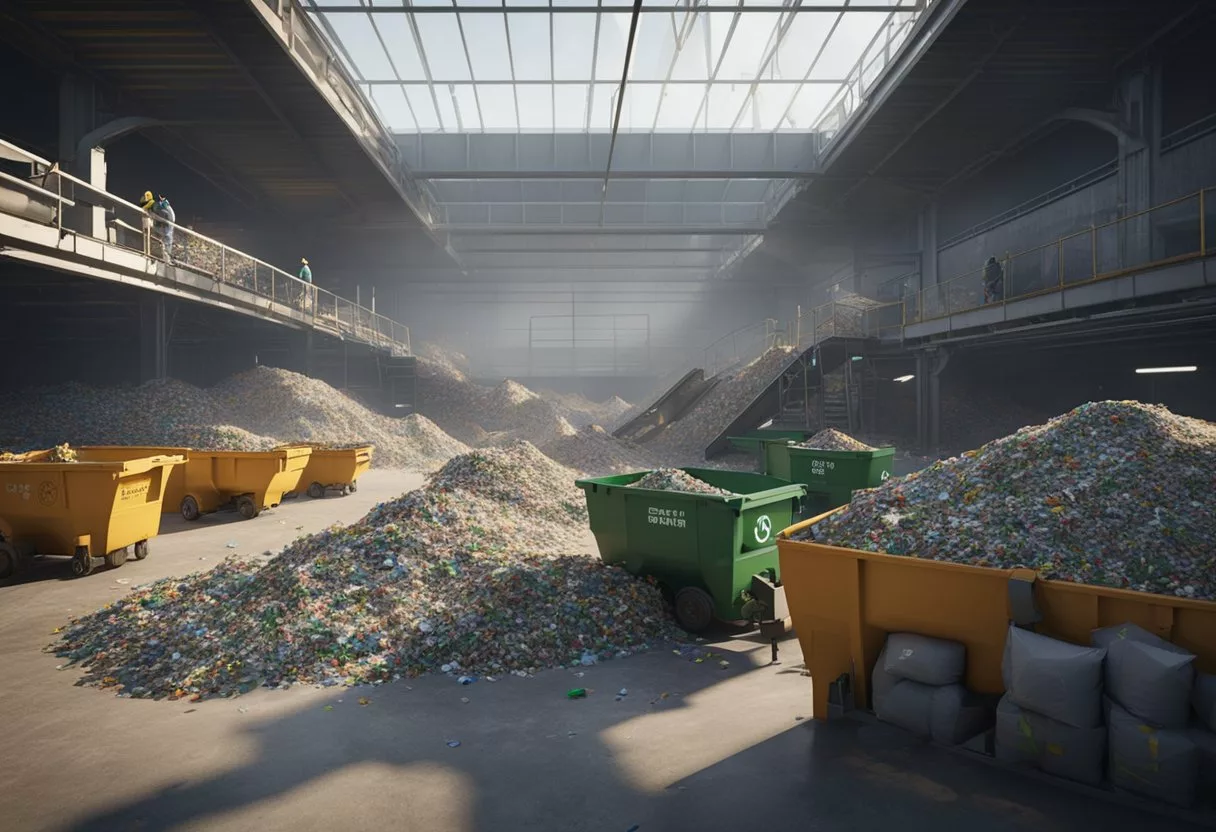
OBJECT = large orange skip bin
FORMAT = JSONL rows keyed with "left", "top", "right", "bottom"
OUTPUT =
{"left": 0, "top": 448, "right": 183, "bottom": 578}
{"left": 82, "top": 446, "right": 312, "bottom": 521}
{"left": 289, "top": 444, "right": 374, "bottom": 498}
{"left": 778, "top": 512, "right": 1216, "bottom": 721}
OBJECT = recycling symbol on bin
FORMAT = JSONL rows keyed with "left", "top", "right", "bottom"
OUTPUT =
{"left": 38, "top": 481, "right": 58, "bottom": 506}
{"left": 754, "top": 515, "right": 772, "bottom": 544}
{"left": 881, "top": 470, "right": 891, "bottom": 481}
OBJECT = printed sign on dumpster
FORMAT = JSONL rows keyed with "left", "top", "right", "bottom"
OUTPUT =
{"left": 648, "top": 506, "right": 687, "bottom": 529}
{"left": 809, "top": 459, "right": 835, "bottom": 478}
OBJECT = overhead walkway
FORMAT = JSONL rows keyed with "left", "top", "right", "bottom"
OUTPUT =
{"left": 0, "top": 139, "right": 411, "bottom": 357}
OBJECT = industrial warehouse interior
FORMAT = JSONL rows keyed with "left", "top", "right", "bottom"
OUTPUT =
{"left": 1, "top": 0, "right": 1215, "bottom": 829}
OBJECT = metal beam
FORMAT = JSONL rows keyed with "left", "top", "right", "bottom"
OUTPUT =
{"left": 396, "top": 132, "right": 820, "bottom": 178}
{"left": 437, "top": 224, "right": 766, "bottom": 234}
{"left": 317, "top": 4, "right": 923, "bottom": 13}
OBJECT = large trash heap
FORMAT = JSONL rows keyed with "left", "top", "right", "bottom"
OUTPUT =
{"left": 805, "top": 401, "right": 1216, "bottom": 600}
{"left": 0, "top": 366, "right": 468, "bottom": 470}
{"left": 50, "top": 441, "right": 679, "bottom": 699}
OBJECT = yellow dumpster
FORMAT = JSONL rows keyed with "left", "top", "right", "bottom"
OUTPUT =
{"left": 777, "top": 511, "right": 1216, "bottom": 721}
{"left": 286, "top": 444, "right": 373, "bottom": 498}
{"left": 81, "top": 446, "right": 312, "bottom": 521}
{"left": 0, "top": 448, "right": 183, "bottom": 578}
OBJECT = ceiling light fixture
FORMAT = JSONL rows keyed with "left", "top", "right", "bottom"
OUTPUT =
{"left": 1134, "top": 366, "right": 1197, "bottom": 374}
{"left": 893, "top": 374, "right": 914, "bottom": 383}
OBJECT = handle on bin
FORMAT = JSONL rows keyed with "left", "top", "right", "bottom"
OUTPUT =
{"left": 1007, "top": 568, "right": 1042, "bottom": 627}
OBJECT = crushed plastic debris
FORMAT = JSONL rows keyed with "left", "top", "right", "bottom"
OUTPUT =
{"left": 794, "top": 428, "right": 874, "bottom": 452}
{"left": 446, "top": 740, "right": 461, "bottom": 748}
{"left": 48, "top": 442, "right": 78, "bottom": 463}
{"left": 0, "top": 367, "right": 468, "bottom": 470}
{"left": 803, "top": 402, "right": 1216, "bottom": 599}
{"left": 567, "top": 688, "right": 588, "bottom": 699}
{"left": 541, "top": 425, "right": 658, "bottom": 475}
{"left": 633, "top": 469, "right": 734, "bottom": 496}
{"left": 644, "top": 347, "right": 796, "bottom": 462}
{"left": 50, "top": 441, "right": 680, "bottom": 699}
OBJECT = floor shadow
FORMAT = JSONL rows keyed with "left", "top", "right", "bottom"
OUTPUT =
{"left": 57, "top": 641, "right": 1204, "bottom": 832}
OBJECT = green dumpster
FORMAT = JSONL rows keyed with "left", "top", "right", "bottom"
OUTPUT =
{"left": 726, "top": 429, "right": 813, "bottom": 479}
{"left": 786, "top": 444, "right": 895, "bottom": 511}
{"left": 575, "top": 468, "right": 806, "bottom": 632}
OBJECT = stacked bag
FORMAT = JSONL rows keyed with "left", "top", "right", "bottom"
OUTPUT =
{"left": 994, "top": 621, "right": 1216, "bottom": 808}
{"left": 871, "top": 633, "right": 994, "bottom": 745}
{"left": 996, "top": 625, "right": 1108, "bottom": 786}
{"left": 1094, "top": 622, "right": 1213, "bottom": 808}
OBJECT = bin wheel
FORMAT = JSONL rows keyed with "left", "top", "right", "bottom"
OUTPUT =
{"left": 105, "top": 547, "right": 128, "bottom": 569}
{"left": 71, "top": 547, "right": 94, "bottom": 578}
{"left": 237, "top": 496, "right": 260, "bottom": 520}
{"left": 674, "top": 587, "right": 715, "bottom": 633}
{"left": 133, "top": 540, "right": 150, "bottom": 560}
{"left": 284, "top": 491, "right": 298, "bottom": 500}
{"left": 0, "top": 541, "right": 19, "bottom": 580}
{"left": 181, "top": 496, "right": 201, "bottom": 521}
{"left": 348, "top": 481, "right": 358, "bottom": 493}
{"left": 307, "top": 482, "right": 325, "bottom": 500}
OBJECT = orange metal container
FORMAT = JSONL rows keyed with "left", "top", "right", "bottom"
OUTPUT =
{"left": 81, "top": 446, "right": 312, "bottom": 520}
{"left": 289, "top": 444, "right": 373, "bottom": 498}
{"left": 0, "top": 448, "right": 183, "bottom": 577}
{"left": 778, "top": 511, "right": 1216, "bottom": 721}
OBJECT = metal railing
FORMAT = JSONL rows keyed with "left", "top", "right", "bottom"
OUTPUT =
{"left": 0, "top": 138, "right": 411, "bottom": 355}
{"left": 909, "top": 186, "right": 1216, "bottom": 325}
{"left": 793, "top": 298, "right": 905, "bottom": 349}
{"left": 702, "top": 318, "right": 788, "bottom": 378}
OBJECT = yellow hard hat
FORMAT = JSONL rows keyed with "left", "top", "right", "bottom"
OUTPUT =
{"left": 142, "top": 190, "right": 153, "bottom": 203}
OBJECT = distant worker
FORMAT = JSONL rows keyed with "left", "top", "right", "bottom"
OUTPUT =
{"left": 983, "top": 255, "right": 1004, "bottom": 304}
{"left": 141, "top": 191, "right": 176, "bottom": 264}
{"left": 297, "top": 257, "right": 313, "bottom": 311}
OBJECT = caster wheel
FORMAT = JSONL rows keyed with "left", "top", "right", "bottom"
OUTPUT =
{"left": 105, "top": 547, "right": 128, "bottom": 569}
{"left": 348, "top": 481, "right": 358, "bottom": 494}
{"left": 307, "top": 482, "right": 325, "bottom": 500}
{"left": 284, "top": 491, "right": 298, "bottom": 500}
{"left": 674, "top": 586, "right": 715, "bottom": 634}
{"left": 181, "top": 495, "right": 201, "bottom": 521}
{"left": 0, "top": 541, "right": 19, "bottom": 580}
{"left": 71, "top": 547, "right": 95, "bottom": 578}
{"left": 237, "top": 496, "right": 259, "bottom": 520}
{"left": 341, "top": 485, "right": 351, "bottom": 496}
{"left": 133, "top": 540, "right": 150, "bottom": 560}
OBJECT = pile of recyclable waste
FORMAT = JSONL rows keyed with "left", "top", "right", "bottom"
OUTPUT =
{"left": 541, "top": 425, "right": 658, "bottom": 475}
{"left": 794, "top": 428, "right": 876, "bottom": 452}
{"left": 50, "top": 442, "right": 680, "bottom": 699}
{"left": 646, "top": 347, "right": 796, "bottom": 461}
{"left": 0, "top": 369, "right": 467, "bottom": 470}
{"left": 537, "top": 390, "right": 632, "bottom": 429}
{"left": 802, "top": 402, "right": 1216, "bottom": 599}
{"left": 633, "top": 468, "right": 734, "bottom": 496}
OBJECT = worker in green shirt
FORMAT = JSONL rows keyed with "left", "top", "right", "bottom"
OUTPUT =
{"left": 297, "top": 258, "right": 313, "bottom": 310}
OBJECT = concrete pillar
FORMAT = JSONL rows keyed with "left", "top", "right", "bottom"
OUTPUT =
{"left": 915, "top": 347, "right": 949, "bottom": 452}
{"left": 1116, "top": 67, "right": 1159, "bottom": 267}
{"left": 139, "top": 296, "right": 169, "bottom": 383}
{"left": 919, "top": 201, "right": 938, "bottom": 289}
{"left": 288, "top": 330, "right": 314, "bottom": 376}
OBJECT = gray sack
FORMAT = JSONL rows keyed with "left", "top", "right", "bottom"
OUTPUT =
{"left": 1003, "top": 625, "right": 1105, "bottom": 729}
{"left": 876, "top": 678, "right": 993, "bottom": 745}
{"left": 883, "top": 632, "right": 966, "bottom": 686}
{"left": 1108, "top": 698, "right": 1200, "bottom": 808}
{"left": 1093, "top": 621, "right": 1195, "bottom": 728}
{"left": 1190, "top": 722, "right": 1216, "bottom": 806}
{"left": 1106, "top": 639, "right": 1195, "bottom": 728}
{"left": 1194, "top": 673, "right": 1216, "bottom": 733}
{"left": 995, "top": 694, "right": 1106, "bottom": 786}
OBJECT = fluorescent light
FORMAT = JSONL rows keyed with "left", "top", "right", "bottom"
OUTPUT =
{"left": 1135, "top": 366, "right": 1197, "bottom": 374}
{"left": 893, "top": 374, "right": 915, "bottom": 383}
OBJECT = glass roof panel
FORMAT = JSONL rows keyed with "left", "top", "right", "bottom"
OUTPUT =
{"left": 508, "top": 14, "right": 553, "bottom": 81}
{"left": 415, "top": 15, "right": 472, "bottom": 81}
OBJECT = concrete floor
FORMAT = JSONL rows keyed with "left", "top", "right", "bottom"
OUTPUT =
{"left": 0, "top": 470, "right": 1196, "bottom": 832}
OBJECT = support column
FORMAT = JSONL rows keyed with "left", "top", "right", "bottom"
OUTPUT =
{"left": 915, "top": 347, "right": 949, "bottom": 452}
{"left": 139, "top": 297, "right": 168, "bottom": 383}
{"left": 288, "top": 331, "right": 314, "bottom": 376}
{"left": 919, "top": 201, "right": 938, "bottom": 289}
{"left": 1116, "top": 67, "right": 1158, "bottom": 267}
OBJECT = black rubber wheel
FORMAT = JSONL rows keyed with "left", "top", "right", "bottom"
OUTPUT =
{"left": 341, "top": 484, "right": 351, "bottom": 496}
{"left": 237, "top": 495, "right": 259, "bottom": 520}
{"left": 348, "top": 481, "right": 358, "bottom": 493}
{"left": 0, "top": 542, "right": 19, "bottom": 580}
{"left": 133, "top": 540, "right": 150, "bottom": 561}
{"left": 284, "top": 491, "right": 298, "bottom": 500}
{"left": 70, "top": 547, "right": 94, "bottom": 578}
{"left": 105, "top": 547, "right": 128, "bottom": 569}
{"left": 674, "top": 586, "right": 715, "bottom": 633}
{"left": 181, "top": 495, "right": 201, "bottom": 521}
{"left": 307, "top": 482, "right": 325, "bottom": 500}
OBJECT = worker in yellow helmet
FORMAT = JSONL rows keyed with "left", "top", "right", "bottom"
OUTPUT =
{"left": 140, "top": 189, "right": 175, "bottom": 264}
{"left": 297, "top": 258, "right": 313, "bottom": 311}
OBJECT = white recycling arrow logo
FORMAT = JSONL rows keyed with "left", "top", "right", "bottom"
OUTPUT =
{"left": 754, "top": 515, "right": 772, "bottom": 543}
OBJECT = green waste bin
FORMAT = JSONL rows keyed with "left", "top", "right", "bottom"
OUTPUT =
{"left": 786, "top": 444, "right": 895, "bottom": 512}
{"left": 575, "top": 468, "right": 805, "bottom": 633}
{"left": 727, "top": 429, "right": 814, "bottom": 479}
